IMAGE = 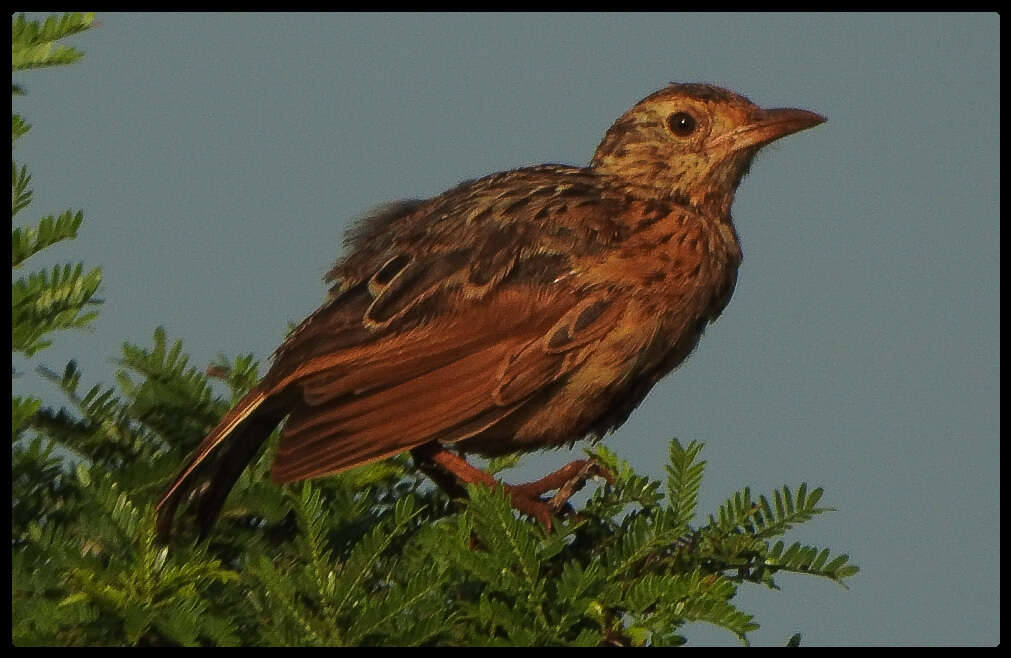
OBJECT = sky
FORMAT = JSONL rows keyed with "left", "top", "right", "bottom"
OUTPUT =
{"left": 12, "top": 13, "right": 999, "bottom": 646}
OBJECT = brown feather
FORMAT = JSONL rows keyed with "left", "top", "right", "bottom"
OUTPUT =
{"left": 270, "top": 286, "right": 595, "bottom": 482}
{"left": 272, "top": 342, "right": 518, "bottom": 482}
{"left": 156, "top": 83, "right": 823, "bottom": 538}
{"left": 155, "top": 387, "right": 286, "bottom": 538}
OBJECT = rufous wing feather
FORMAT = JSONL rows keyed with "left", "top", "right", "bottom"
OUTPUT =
{"left": 269, "top": 289, "right": 625, "bottom": 483}
{"left": 271, "top": 341, "right": 520, "bottom": 482}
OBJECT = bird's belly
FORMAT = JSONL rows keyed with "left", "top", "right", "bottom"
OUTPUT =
{"left": 453, "top": 314, "right": 709, "bottom": 457}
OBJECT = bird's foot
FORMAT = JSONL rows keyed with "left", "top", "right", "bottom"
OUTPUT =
{"left": 411, "top": 445, "right": 612, "bottom": 531}
{"left": 510, "top": 459, "right": 614, "bottom": 511}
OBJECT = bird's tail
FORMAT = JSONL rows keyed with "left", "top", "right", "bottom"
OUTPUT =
{"left": 155, "top": 386, "right": 286, "bottom": 539}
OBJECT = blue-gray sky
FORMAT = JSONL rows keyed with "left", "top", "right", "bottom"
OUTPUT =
{"left": 12, "top": 13, "right": 999, "bottom": 646}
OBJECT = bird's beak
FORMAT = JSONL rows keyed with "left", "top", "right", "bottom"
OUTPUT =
{"left": 711, "top": 107, "right": 826, "bottom": 152}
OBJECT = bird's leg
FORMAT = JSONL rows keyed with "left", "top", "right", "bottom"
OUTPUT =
{"left": 410, "top": 444, "right": 611, "bottom": 530}
{"left": 411, "top": 444, "right": 556, "bottom": 528}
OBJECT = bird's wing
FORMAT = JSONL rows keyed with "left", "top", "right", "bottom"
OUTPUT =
{"left": 268, "top": 283, "right": 626, "bottom": 483}
{"left": 261, "top": 174, "right": 631, "bottom": 483}
{"left": 274, "top": 167, "right": 628, "bottom": 368}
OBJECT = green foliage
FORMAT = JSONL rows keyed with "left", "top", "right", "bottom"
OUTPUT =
{"left": 14, "top": 324, "right": 860, "bottom": 645}
{"left": 245, "top": 486, "right": 447, "bottom": 646}
{"left": 12, "top": 12, "right": 101, "bottom": 359}
{"left": 666, "top": 438, "right": 706, "bottom": 534}
{"left": 12, "top": 209, "right": 85, "bottom": 267}
{"left": 13, "top": 263, "right": 103, "bottom": 357}
{"left": 11, "top": 12, "right": 94, "bottom": 77}
{"left": 11, "top": 12, "right": 858, "bottom": 646}
{"left": 14, "top": 464, "right": 240, "bottom": 646}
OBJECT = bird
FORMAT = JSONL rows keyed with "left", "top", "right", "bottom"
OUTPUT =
{"left": 156, "top": 83, "right": 825, "bottom": 538}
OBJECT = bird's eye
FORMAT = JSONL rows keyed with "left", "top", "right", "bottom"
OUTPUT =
{"left": 666, "top": 111, "right": 697, "bottom": 137}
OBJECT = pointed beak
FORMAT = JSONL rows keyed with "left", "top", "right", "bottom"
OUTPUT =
{"left": 711, "top": 107, "right": 826, "bottom": 152}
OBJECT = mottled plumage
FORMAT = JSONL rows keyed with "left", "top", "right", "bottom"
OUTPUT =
{"left": 156, "top": 83, "right": 824, "bottom": 537}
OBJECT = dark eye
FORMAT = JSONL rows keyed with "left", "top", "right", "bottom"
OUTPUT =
{"left": 666, "top": 111, "right": 697, "bottom": 137}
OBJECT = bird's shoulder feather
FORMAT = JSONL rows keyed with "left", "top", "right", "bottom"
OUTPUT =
{"left": 271, "top": 165, "right": 637, "bottom": 372}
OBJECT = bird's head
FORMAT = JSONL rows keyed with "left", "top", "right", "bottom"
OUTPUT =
{"left": 590, "top": 83, "right": 825, "bottom": 217}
